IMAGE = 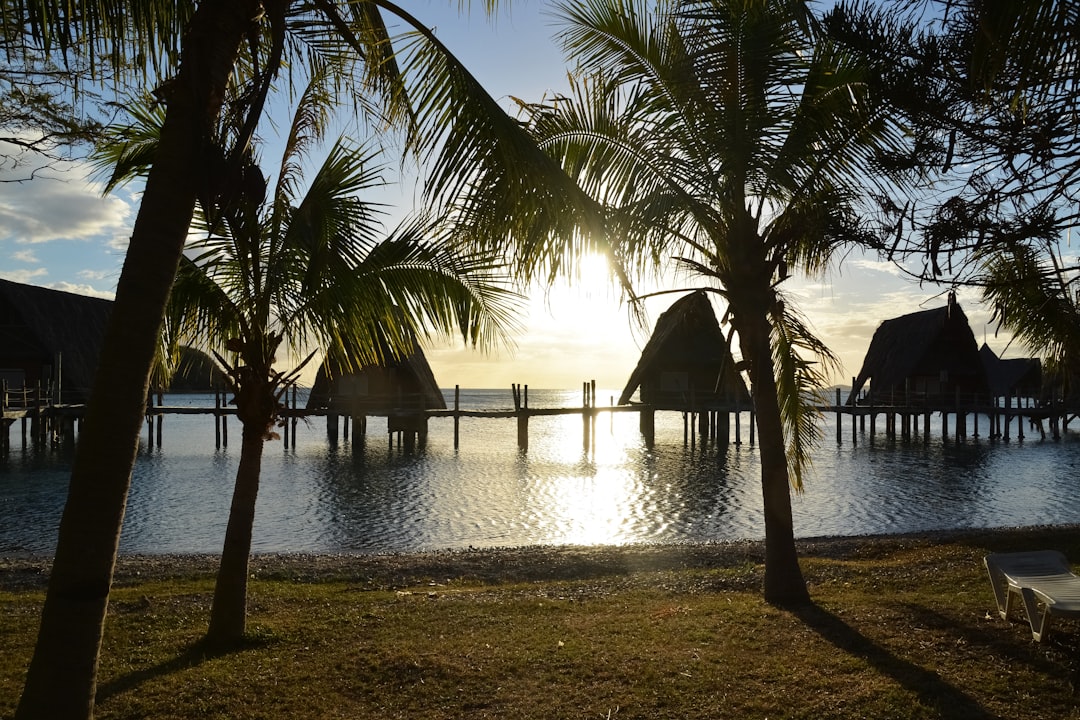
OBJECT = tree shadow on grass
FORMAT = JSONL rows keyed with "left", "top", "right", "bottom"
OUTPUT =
{"left": 899, "top": 602, "right": 1080, "bottom": 697}
{"left": 792, "top": 602, "right": 995, "bottom": 720}
{"left": 95, "top": 633, "right": 275, "bottom": 703}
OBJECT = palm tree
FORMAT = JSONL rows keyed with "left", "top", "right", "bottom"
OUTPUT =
{"left": 99, "top": 73, "right": 520, "bottom": 645}
{"left": 451, "top": 0, "right": 910, "bottom": 604}
{"left": 979, "top": 242, "right": 1080, "bottom": 403}
{"left": 10, "top": 2, "right": 556, "bottom": 716}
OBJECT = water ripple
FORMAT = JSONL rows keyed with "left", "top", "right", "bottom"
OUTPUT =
{"left": 3, "top": 391, "right": 1080, "bottom": 554}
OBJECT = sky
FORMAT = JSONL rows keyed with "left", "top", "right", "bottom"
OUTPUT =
{"left": 0, "top": 1, "right": 1044, "bottom": 392}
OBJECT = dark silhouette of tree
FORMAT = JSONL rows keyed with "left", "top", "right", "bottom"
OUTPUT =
{"left": 451, "top": 0, "right": 914, "bottom": 605}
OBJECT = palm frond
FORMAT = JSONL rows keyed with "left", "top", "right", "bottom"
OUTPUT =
{"left": 3, "top": 0, "right": 192, "bottom": 79}
{"left": 770, "top": 296, "right": 839, "bottom": 491}
{"left": 979, "top": 242, "right": 1080, "bottom": 389}
{"left": 90, "top": 97, "right": 165, "bottom": 192}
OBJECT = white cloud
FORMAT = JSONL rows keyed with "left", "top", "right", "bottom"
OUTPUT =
{"left": 77, "top": 267, "right": 116, "bottom": 281}
{"left": 0, "top": 267, "right": 48, "bottom": 283}
{"left": 10, "top": 249, "right": 37, "bottom": 263}
{"left": 847, "top": 257, "right": 906, "bottom": 277}
{"left": 0, "top": 155, "right": 133, "bottom": 245}
{"left": 49, "top": 281, "right": 115, "bottom": 300}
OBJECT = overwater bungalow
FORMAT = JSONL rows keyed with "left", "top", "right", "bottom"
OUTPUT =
{"left": 158, "top": 346, "right": 226, "bottom": 393}
{"left": 978, "top": 343, "right": 1042, "bottom": 402}
{"left": 619, "top": 290, "right": 750, "bottom": 410}
{"left": 307, "top": 348, "right": 445, "bottom": 411}
{"left": 0, "top": 278, "right": 111, "bottom": 403}
{"left": 848, "top": 292, "right": 990, "bottom": 406}
{"left": 306, "top": 339, "right": 446, "bottom": 446}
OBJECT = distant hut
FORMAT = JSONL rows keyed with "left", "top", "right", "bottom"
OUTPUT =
{"left": 0, "top": 278, "right": 111, "bottom": 403}
{"left": 306, "top": 344, "right": 446, "bottom": 414}
{"left": 849, "top": 293, "right": 990, "bottom": 405}
{"left": 619, "top": 291, "right": 750, "bottom": 410}
{"left": 160, "top": 346, "right": 226, "bottom": 393}
{"left": 978, "top": 344, "right": 1042, "bottom": 401}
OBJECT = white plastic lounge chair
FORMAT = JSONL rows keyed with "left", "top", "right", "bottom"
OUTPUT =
{"left": 984, "top": 550, "right": 1080, "bottom": 642}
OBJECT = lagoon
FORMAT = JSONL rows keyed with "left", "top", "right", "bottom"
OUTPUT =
{"left": 2, "top": 388, "right": 1079, "bottom": 556}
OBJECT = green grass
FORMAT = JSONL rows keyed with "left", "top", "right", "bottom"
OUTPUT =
{"left": 3, "top": 530, "right": 1080, "bottom": 719}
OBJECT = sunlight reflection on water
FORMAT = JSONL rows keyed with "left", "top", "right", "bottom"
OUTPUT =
{"left": 2, "top": 389, "right": 1080, "bottom": 555}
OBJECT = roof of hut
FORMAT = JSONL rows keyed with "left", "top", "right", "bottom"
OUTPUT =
{"left": 307, "top": 341, "right": 446, "bottom": 411}
{"left": 978, "top": 344, "right": 1042, "bottom": 397}
{"left": 849, "top": 294, "right": 989, "bottom": 401}
{"left": 0, "top": 278, "right": 112, "bottom": 401}
{"left": 164, "top": 346, "right": 226, "bottom": 392}
{"left": 618, "top": 290, "right": 750, "bottom": 407}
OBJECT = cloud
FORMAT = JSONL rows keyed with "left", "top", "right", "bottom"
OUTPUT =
{"left": 49, "top": 281, "right": 115, "bottom": 300}
{"left": 0, "top": 267, "right": 48, "bottom": 283}
{"left": 0, "top": 155, "right": 133, "bottom": 246}
{"left": 10, "top": 249, "right": 37, "bottom": 263}
{"left": 77, "top": 267, "right": 116, "bottom": 281}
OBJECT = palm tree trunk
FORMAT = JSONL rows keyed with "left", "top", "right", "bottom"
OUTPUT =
{"left": 15, "top": 3, "right": 262, "bottom": 718}
{"left": 206, "top": 408, "right": 268, "bottom": 647}
{"left": 741, "top": 310, "right": 811, "bottom": 606}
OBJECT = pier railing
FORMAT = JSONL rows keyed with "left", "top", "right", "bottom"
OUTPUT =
{"left": 1, "top": 381, "right": 57, "bottom": 451}
{"left": 4, "top": 380, "right": 1078, "bottom": 455}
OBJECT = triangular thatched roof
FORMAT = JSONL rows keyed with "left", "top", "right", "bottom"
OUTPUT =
{"left": 163, "top": 346, "right": 226, "bottom": 392}
{"left": 619, "top": 290, "right": 750, "bottom": 408}
{"left": 849, "top": 294, "right": 989, "bottom": 402}
{"left": 0, "top": 278, "right": 112, "bottom": 402}
{"left": 979, "top": 344, "right": 1042, "bottom": 398}
{"left": 306, "top": 343, "right": 446, "bottom": 412}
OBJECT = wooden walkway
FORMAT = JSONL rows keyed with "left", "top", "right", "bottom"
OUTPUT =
{"left": 3, "top": 383, "right": 1076, "bottom": 454}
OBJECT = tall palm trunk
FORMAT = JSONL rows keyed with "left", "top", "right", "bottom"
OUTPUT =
{"left": 16, "top": 3, "right": 262, "bottom": 718}
{"left": 739, "top": 308, "right": 810, "bottom": 606}
{"left": 206, "top": 419, "right": 267, "bottom": 646}
{"left": 206, "top": 375, "right": 277, "bottom": 646}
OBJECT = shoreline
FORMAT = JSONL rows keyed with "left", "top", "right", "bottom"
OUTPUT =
{"left": 3, "top": 524, "right": 1078, "bottom": 592}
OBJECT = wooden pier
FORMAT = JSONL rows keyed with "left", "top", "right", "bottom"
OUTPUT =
{"left": 1, "top": 382, "right": 58, "bottom": 452}
{"left": 833, "top": 387, "right": 1076, "bottom": 445}
{"left": 3, "top": 380, "right": 1076, "bottom": 456}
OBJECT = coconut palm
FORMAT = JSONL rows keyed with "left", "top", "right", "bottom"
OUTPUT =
{"left": 10, "top": 2, "right": 556, "bottom": 717}
{"left": 451, "top": 0, "right": 911, "bottom": 604}
{"left": 100, "top": 76, "right": 519, "bottom": 645}
{"left": 979, "top": 242, "right": 1080, "bottom": 402}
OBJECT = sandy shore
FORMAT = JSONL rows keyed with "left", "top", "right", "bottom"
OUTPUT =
{"left": 2, "top": 525, "right": 1078, "bottom": 593}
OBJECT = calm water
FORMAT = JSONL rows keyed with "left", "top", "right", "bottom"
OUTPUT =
{"left": 2, "top": 389, "right": 1079, "bottom": 556}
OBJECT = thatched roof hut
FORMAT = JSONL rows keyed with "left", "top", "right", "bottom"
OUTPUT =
{"left": 0, "top": 278, "right": 111, "bottom": 403}
{"left": 306, "top": 343, "right": 446, "bottom": 413}
{"left": 849, "top": 293, "right": 989, "bottom": 404}
{"left": 978, "top": 344, "right": 1042, "bottom": 399}
{"left": 163, "top": 346, "right": 226, "bottom": 392}
{"left": 618, "top": 291, "right": 750, "bottom": 409}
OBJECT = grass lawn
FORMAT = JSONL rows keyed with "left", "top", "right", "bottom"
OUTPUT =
{"left": 2, "top": 527, "right": 1079, "bottom": 719}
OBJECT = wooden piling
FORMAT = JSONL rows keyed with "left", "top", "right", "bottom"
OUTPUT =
{"left": 291, "top": 385, "right": 298, "bottom": 445}
{"left": 453, "top": 385, "right": 461, "bottom": 450}
{"left": 835, "top": 388, "right": 842, "bottom": 444}
{"left": 734, "top": 404, "right": 742, "bottom": 445}
{"left": 582, "top": 381, "right": 592, "bottom": 451}
{"left": 351, "top": 414, "right": 366, "bottom": 446}
{"left": 1016, "top": 392, "right": 1025, "bottom": 440}
{"left": 997, "top": 395, "right": 1006, "bottom": 440}
{"left": 514, "top": 384, "right": 529, "bottom": 452}
{"left": 327, "top": 412, "right": 339, "bottom": 443}
{"left": 640, "top": 407, "right": 655, "bottom": 446}
{"left": 973, "top": 395, "right": 980, "bottom": 437}
{"left": 283, "top": 406, "right": 290, "bottom": 449}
